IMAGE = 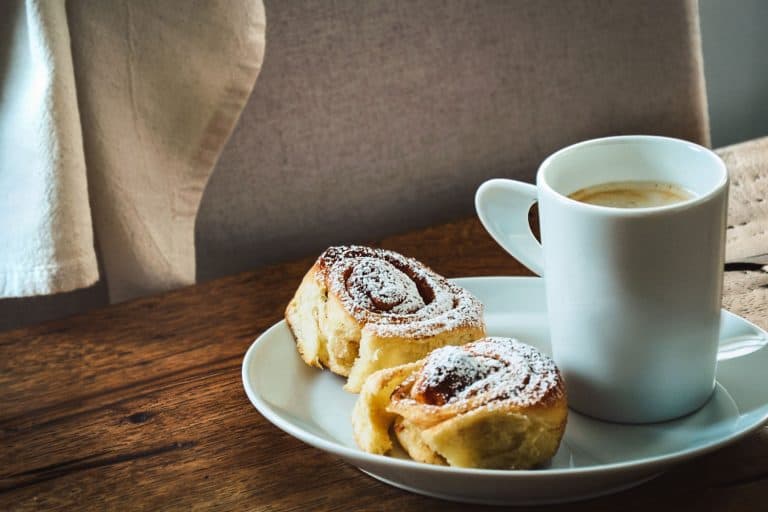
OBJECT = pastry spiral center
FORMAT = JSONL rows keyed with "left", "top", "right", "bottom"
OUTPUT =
{"left": 321, "top": 245, "right": 483, "bottom": 339}
{"left": 408, "top": 339, "right": 561, "bottom": 407}
{"left": 345, "top": 258, "right": 426, "bottom": 314}
{"left": 413, "top": 346, "right": 503, "bottom": 405}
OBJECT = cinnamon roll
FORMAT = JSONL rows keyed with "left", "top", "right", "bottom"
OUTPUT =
{"left": 285, "top": 246, "right": 485, "bottom": 392}
{"left": 352, "top": 337, "right": 567, "bottom": 469}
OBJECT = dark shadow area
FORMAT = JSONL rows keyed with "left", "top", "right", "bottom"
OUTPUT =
{"left": 0, "top": 281, "right": 108, "bottom": 332}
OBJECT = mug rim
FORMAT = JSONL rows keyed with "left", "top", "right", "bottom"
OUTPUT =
{"left": 537, "top": 135, "right": 729, "bottom": 216}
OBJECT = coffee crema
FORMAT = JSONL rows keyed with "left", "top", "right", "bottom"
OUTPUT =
{"left": 567, "top": 180, "right": 694, "bottom": 208}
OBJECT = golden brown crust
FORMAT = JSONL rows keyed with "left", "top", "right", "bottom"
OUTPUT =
{"left": 352, "top": 362, "right": 420, "bottom": 454}
{"left": 353, "top": 337, "right": 568, "bottom": 469}
{"left": 285, "top": 246, "right": 486, "bottom": 392}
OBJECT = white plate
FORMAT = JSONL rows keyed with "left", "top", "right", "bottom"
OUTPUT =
{"left": 242, "top": 277, "right": 768, "bottom": 505}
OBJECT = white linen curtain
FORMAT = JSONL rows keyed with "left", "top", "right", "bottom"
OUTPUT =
{"left": 0, "top": 0, "right": 266, "bottom": 302}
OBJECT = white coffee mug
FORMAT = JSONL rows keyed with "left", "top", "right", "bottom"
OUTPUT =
{"left": 475, "top": 135, "right": 729, "bottom": 423}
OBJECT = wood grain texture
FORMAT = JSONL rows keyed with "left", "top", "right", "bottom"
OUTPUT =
{"left": 1, "top": 216, "right": 767, "bottom": 511}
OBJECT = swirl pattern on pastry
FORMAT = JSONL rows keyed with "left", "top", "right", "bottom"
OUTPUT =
{"left": 285, "top": 246, "right": 485, "bottom": 392}
{"left": 353, "top": 337, "right": 567, "bottom": 469}
{"left": 318, "top": 246, "right": 484, "bottom": 338}
{"left": 399, "top": 338, "right": 563, "bottom": 412}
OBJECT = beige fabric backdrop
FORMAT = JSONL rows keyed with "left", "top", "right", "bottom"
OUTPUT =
{"left": 197, "top": 0, "right": 709, "bottom": 280}
{"left": 2, "top": 0, "right": 709, "bottom": 330}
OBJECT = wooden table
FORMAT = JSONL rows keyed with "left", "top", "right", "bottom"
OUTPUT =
{"left": 2, "top": 217, "right": 767, "bottom": 511}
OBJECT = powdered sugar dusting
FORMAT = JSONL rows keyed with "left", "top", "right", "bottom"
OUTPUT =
{"left": 345, "top": 257, "right": 425, "bottom": 314}
{"left": 412, "top": 337, "right": 563, "bottom": 407}
{"left": 317, "top": 246, "right": 483, "bottom": 338}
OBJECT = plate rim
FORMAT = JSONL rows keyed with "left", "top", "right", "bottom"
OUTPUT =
{"left": 242, "top": 275, "right": 768, "bottom": 478}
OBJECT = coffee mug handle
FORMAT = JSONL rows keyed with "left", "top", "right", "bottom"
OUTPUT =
{"left": 475, "top": 178, "right": 544, "bottom": 276}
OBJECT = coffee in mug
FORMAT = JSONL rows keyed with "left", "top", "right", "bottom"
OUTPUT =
{"left": 568, "top": 180, "right": 694, "bottom": 208}
{"left": 475, "top": 136, "right": 729, "bottom": 423}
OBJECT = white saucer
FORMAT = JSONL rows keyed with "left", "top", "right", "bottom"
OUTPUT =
{"left": 241, "top": 277, "right": 768, "bottom": 505}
